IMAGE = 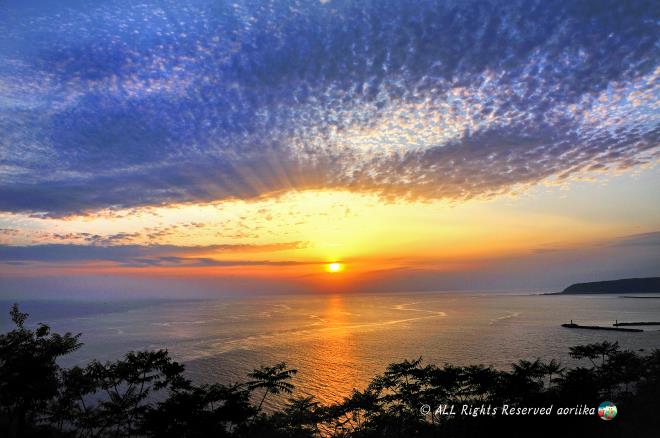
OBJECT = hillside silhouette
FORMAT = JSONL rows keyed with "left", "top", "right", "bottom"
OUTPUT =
{"left": 560, "top": 277, "right": 660, "bottom": 294}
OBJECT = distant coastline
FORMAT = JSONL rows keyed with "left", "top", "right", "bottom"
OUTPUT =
{"left": 555, "top": 277, "right": 660, "bottom": 295}
{"left": 622, "top": 296, "right": 660, "bottom": 299}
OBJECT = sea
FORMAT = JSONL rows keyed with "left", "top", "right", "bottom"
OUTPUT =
{"left": 2, "top": 291, "right": 660, "bottom": 409}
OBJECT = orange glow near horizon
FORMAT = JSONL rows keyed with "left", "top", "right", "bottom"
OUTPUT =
{"left": 1, "top": 167, "right": 658, "bottom": 291}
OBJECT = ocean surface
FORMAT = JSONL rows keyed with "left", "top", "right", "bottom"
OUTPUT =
{"left": 3, "top": 291, "right": 660, "bottom": 409}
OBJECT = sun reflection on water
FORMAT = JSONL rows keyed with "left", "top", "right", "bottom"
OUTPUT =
{"left": 303, "top": 294, "right": 360, "bottom": 405}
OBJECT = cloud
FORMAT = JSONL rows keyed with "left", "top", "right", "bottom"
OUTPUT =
{"left": 606, "top": 231, "right": 660, "bottom": 248}
{"left": 50, "top": 231, "right": 142, "bottom": 245}
{"left": 0, "top": 0, "right": 658, "bottom": 216}
{"left": 532, "top": 231, "right": 660, "bottom": 254}
{"left": 0, "top": 242, "right": 308, "bottom": 267}
{"left": 349, "top": 231, "right": 660, "bottom": 292}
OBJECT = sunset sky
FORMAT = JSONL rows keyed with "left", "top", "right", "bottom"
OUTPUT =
{"left": 0, "top": 0, "right": 658, "bottom": 298}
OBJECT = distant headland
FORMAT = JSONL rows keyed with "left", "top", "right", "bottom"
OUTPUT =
{"left": 558, "top": 277, "right": 660, "bottom": 294}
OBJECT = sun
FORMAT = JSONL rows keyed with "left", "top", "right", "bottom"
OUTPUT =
{"left": 326, "top": 262, "right": 344, "bottom": 273}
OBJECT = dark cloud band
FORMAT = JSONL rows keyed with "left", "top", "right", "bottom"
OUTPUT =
{"left": 0, "top": 243, "right": 310, "bottom": 267}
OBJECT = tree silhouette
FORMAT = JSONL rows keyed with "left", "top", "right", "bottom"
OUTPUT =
{"left": 83, "top": 350, "right": 186, "bottom": 437}
{"left": 0, "top": 304, "right": 81, "bottom": 437}
{"left": 277, "top": 396, "right": 320, "bottom": 437}
{"left": 569, "top": 341, "right": 619, "bottom": 368}
{"left": 246, "top": 362, "right": 297, "bottom": 417}
{"left": 141, "top": 382, "right": 255, "bottom": 437}
{"left": 541, "top": 359, "right": 564, "bottom": 390}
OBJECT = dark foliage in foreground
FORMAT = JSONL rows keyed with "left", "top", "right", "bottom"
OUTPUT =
{"left": 1, "top": 305, "right": 658, "bottom": 437}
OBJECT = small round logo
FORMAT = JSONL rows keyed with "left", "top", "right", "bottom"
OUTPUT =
{"left": 597, "top": 401, "right": 617, "bottom": 421}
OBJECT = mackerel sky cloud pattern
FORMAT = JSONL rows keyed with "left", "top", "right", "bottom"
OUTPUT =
{"left": 0, "top": 0, "right": 658, "bottom": 216}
